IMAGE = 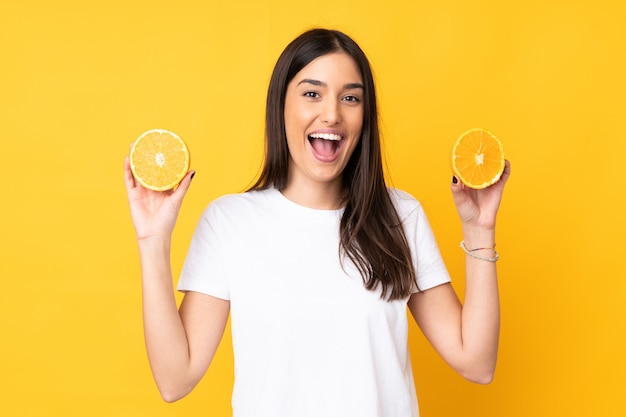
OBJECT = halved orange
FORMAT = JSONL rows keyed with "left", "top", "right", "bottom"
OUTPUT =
{"left": 450, "top": 128, "right": 505, "bottom": 189}
{"left": 129, "top": 129, "right": 190, "bottom": 191}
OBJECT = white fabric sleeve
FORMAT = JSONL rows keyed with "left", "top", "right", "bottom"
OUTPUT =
{"left": 176, "top": 203, "right": 231, "bottom": 300}
{"left": 391, "top": 189, "right": 451, "bottom": 292}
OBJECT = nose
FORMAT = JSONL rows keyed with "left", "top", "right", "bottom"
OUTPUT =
{"left": 320, "top": 99, "right": 341, "bottom": 125}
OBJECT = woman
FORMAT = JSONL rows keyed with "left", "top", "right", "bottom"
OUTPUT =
{"left": 124, "top": 28, "right": 511, "bottom": 417}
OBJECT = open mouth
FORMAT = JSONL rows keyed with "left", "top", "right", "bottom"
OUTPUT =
{"left": 307, "top": 133, "right": 344, "bottom": 160}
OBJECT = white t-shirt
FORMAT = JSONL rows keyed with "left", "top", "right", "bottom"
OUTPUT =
{"left": 178, "top": 187, "right": 450, "bottom": 417}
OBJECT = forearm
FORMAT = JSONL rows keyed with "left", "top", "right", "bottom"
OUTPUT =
{"left": 459, "top": 226, "right": 500, "bottom": 382}
{"left": 138, "top": 237, "right": 194, "bottom": 400}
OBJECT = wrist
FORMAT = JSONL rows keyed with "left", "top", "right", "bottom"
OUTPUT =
{"left": 137, "top": 235, "right": 172, "bottom": 253}
{"left": 461, "top": 225, "right": 495, "bottom": 249}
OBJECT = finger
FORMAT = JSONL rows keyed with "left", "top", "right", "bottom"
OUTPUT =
{"left": 450, "top": 175, "right": 468, "bottom": 193}
{"left": 450, "top": 175, "right": 469, "bottom": 206}
{"left": 123, "top": 156, "right": 136, "bottom": 190}
{"left": 490, "top": 160, "right": 511, "bottom": 191}
{"left": 171, "top": 170, "right": 195, "bottom": 205}
{"left": 125, "top": 143, "right": 138, "bottom": 188}
{"left": 500, "top": 160, "right": 511, "bottom": 182}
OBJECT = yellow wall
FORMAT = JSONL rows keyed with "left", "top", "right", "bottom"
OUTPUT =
{"left": 1, "top": 0, "right": 624, "bottom": 415}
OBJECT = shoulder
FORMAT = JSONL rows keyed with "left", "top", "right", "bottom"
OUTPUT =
{"left": 387, "top": 188, "right": 424, "bottom": 221}
{"left": 199, "top": 188, "right": 278, "bottom": 223}
{"left": 206, "top": 188, "right": 275, "bottom": 210}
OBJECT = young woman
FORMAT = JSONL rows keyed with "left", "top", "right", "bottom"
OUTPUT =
{"left": 124, "top": 28, "right": 511, "bottom": 417}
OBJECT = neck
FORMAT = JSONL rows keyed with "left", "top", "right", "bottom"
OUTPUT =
{"left": 280, "top": 179, "right": 345, "bottom": 210}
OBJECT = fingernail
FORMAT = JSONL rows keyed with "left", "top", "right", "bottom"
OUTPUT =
{"left": 452, "top": 176, "right": 458, "bottom": 184}
{"left": 190, "top": 171, "right": 196, "bottom": 180}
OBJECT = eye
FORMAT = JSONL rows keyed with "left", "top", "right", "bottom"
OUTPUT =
{"left": 303, "top": 91, "right": 320, "bottom": 99}
{"left": 343, "top": 95, "right": 361, "bottom": 103}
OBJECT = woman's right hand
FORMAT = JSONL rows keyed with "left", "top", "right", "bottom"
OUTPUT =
{"left": 124, "top": 153, "right": 194, "bottom": 241}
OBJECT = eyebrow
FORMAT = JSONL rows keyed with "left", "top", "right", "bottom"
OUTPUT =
{"left": 297, "top": 78, "right": 364, "bottom": 90}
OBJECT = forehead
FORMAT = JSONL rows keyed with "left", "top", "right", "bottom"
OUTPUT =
{"left": 292, "top": 52, "right": 362, "bottom": 85}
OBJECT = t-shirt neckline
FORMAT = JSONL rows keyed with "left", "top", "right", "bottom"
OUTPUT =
{"left": 269, "top": 187, "right": 345, "bottom": 215}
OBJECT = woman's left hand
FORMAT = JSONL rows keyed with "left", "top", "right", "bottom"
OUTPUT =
{"left": 450, "top": 160, "right": 511, "bottom": 230}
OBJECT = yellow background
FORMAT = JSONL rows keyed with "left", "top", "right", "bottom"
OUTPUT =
{"left": 1, "top": 0, "right": 625, "bottom": 416}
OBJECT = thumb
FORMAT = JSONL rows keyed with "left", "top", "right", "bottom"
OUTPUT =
{"left": 450, "top": 175, "right": 466, "bottom": 205}
{"left": 171, "top": 170, "right": 195, "bottom": 205}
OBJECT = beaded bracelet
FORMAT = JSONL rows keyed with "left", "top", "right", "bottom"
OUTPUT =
{"left": 460, "top": 240, "right": 499, "bottom": 262}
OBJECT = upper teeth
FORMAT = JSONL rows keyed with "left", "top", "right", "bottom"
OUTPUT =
{"left": 309, "top": 133, "right": 342, "bottom": 141}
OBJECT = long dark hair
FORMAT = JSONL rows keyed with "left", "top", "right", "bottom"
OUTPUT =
{"left": 248, "top": 28, "right": 416, "bottom": 300}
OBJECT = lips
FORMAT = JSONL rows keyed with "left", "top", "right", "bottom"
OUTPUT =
{"left": 307, "top": 132, "right": 345, "bottom": 162}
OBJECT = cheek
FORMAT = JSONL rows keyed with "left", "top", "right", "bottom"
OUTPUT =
{"left": 347, "top": 139, "right": 361, "bottom": 158}
{"left": 348, "top": 109, "right": 365, "bottom": 134}
{"left": 283, "top": 114, "right": 298, "bottom": 144}
{"left": 346, "top": 118, "right": 364, "bottom": 156}
{"left": 284, "top": 106, "right": 311, "bottom": 136}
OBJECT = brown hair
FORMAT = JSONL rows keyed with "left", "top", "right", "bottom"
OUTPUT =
{"left": 248, "top": 28, "right": 416, "bottom": 300}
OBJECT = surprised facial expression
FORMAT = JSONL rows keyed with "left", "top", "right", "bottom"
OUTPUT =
{"left": 283, "top": 52, "right": 364, "bottom": 191}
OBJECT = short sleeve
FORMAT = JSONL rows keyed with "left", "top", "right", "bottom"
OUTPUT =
{"left": 177, "top": 202, "right": 231, "bottom": 300}
{"left": 390, "top": 189, "right": 451, "bottom": 292}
